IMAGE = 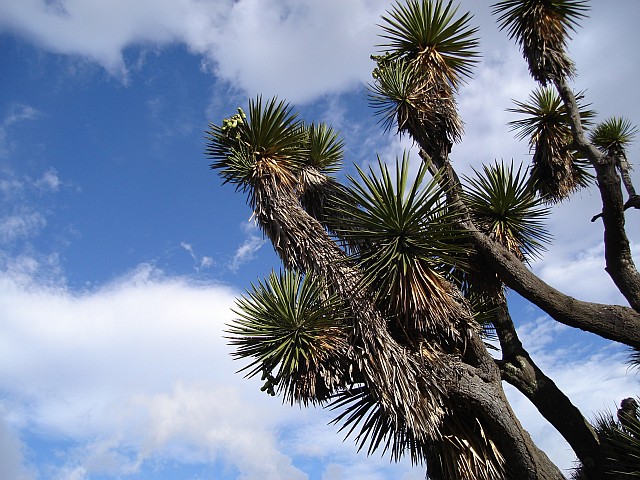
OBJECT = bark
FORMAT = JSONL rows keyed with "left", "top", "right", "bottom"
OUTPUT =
{"left": 490, "top": 292, "right": 605, "bottom": 478}
{"left": 554, "top": 77, "right": 640, "bottom": 312}
{"left": 453, "top": 362, "right": 567, "bottom": 480}
{"left": 253, "top": 175, "right": 451, "bottom": 442}
{"left": 453, "top": 333, "right": 566, "bottom": 480}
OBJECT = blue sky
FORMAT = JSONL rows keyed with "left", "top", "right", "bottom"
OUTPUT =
{"left": 0, "top": 1, "right": 639, "bottom": 479}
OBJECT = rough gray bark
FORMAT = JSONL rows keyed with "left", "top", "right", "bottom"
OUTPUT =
{"left": 468, "top": 226, "right": 640, "bottom": 347}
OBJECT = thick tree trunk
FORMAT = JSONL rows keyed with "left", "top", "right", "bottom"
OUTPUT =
{"left": 453, "top": 361, "right": 567, "bottom": 480}
{"left": 252, "top": 175, "right": 567, "bottom": 479}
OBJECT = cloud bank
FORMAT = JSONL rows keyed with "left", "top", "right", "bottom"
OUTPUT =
{"left": 0, "top": 0, "right": 389, "bottom": 103}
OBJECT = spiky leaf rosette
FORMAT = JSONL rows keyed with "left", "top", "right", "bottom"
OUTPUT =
{"left": 206, "top": 97, "right": 320, "bottom": 269}
{"left": 379, "top": 0, "right": 479, "bottom": 90}
{"left": 332, "top": 153, "right": 472, "bottom": 347}
{"left": 372, "top": 0, "right": 479, "bottom": 156}
{"left": 589, "top": 117, "right": 638, "bottom": 157}
{"left": 369, "top": 59, "right": 463, "bottom": 155}
{"left": 492, "top": 0, "right": 589, "bottom": 84}
{"left": 508, "top": 86, "right": 594, "bottom": 202}
{"left": 571, "top": 408, "right": 640, "bottom": 479}
{"left": 227, "top": 270, "right": 352, "bottom": 405}
{"left": 205, "top": 96, "right": 308, "bottom": 205}
{"left": 462, "top": 161, "right": 551, "bottom": 262}
{"left": 298, "top": 123, "right": 347, "bottom": 224}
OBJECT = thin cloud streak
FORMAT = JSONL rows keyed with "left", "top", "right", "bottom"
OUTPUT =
{"left": 228, "top": 221, "right": 266, "bottom": 272}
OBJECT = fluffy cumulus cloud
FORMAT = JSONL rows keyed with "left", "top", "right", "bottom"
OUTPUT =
{"left": 0, "top": 262, "right": 429, "bottom": 479}
{"left": 0, "top": 0, "right": 389, "bottom": 103}
{"left": 0, "top": 263, "right": 306, "bottom": 478}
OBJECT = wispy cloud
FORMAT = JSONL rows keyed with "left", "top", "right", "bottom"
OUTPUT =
{"left": 180, "top": 241, "right": 214, "bottom": 273}
{"left": 34, "top": 169, "right": 61, "bottom": 192}
{"left": 228, "top": 221, "right": 266, "bottom": 272}
{"left": 0, "top": 104, "right": 41, "bottom": 158}
{"left": 0, "top": 210, "right": 46, "bottom": 245}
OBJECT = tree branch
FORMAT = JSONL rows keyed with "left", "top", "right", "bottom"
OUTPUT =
{"left": 554, "top": 77, "right": 640, "bottom": 311}
{"left": 490, "top": 291, "right": 604, "bottom": 477}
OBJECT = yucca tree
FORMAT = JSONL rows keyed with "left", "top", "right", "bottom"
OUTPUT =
{"left": 333, "top": 155, "right": 471, "bottom": 346}
{"left": 207, "top": 96, "right": 455, "bottom": 466}
{"left": 590, "top": 117, "right": 639, "bottom": 207}
{"left": 507, "top": 86, "right": 594, "bottom": 202}
{"left": 370, "top": 0, "right": 479, "bottom": 158}
{"left": 206, "top": 1, "right": 640, "bottom": 479}
{"left": 492, "top": 1, "right": 640, "bottom": 311}
{"left": 227, "top": 270, "right": 352, "bottom": 405}
{"left": 492, "top": 0, "right": 589, "bottom": 84}
{"left": 210, "top": 94, "right": 571, "bottom": 479}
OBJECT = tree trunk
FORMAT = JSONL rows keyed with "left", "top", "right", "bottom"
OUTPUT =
{"left": 490, "top": 293, "right": 606, "bottom": 478}
{"left": 252, "top": 174, "right": 567, "bottom": 479}
{"left": 453, "top": 360, "right": 567, "bottom": 480}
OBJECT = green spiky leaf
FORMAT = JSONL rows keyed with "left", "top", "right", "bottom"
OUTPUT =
{"left": 508, "top": 86, "right": 595, "bottom": 201}
{"left": 492, "top": 0, "right": 589, "bottom": 83}
{"left": 332, "top": 153, "right": 467, "bottom": 338}
{"left": 379, "top": 0, "right": 480, "bottom": 89}
{"left": 462, "top": 160, "right": 551, "bottom": 261}
{"left": 227, "top": 270, "right": 351, "bottom": 405}
{"left": 589, "top": 117, "right": 638, "bottom": 156}
{"left": 205, "top": 96, "right": 308, "bottom": 193}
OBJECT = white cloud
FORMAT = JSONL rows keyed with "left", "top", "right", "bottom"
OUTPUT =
{"left": 34, "top": 169, "right": 61, "bottom": 192}
{"left": 0, "top": 0, "right": 389, "bottom": 102}
{"left": 0, "top": 263, "right": 428, "bottom": 479}
{"left": 534, "top": 241, "right": 640, "bottom": 305}
{"left": 454, "top": 49, "right": 535, "bottom": 176}
{"left": 0, "top": 418, "right": 35, "bottom": 480}
{"left": 204, "top": 0, "right": 388, "bottom": 103}
{"left": 0, "top": 210, "right": 46, "bottom": 244}
{"left": 180, "top": 241, "right": 215, "bottom": 273}
{"left": 0, "top": 104, "right": 41, "bottom": 158}
{"left": 228, "top": 221, "right": 266, "bottom": 272}
{"left": 0, "top": 263, "right": 309, "bottom": 478}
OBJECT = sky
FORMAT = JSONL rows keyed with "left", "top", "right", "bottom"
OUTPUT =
{"left": 0, "top": 0, "right": 639, "bottom": 479}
